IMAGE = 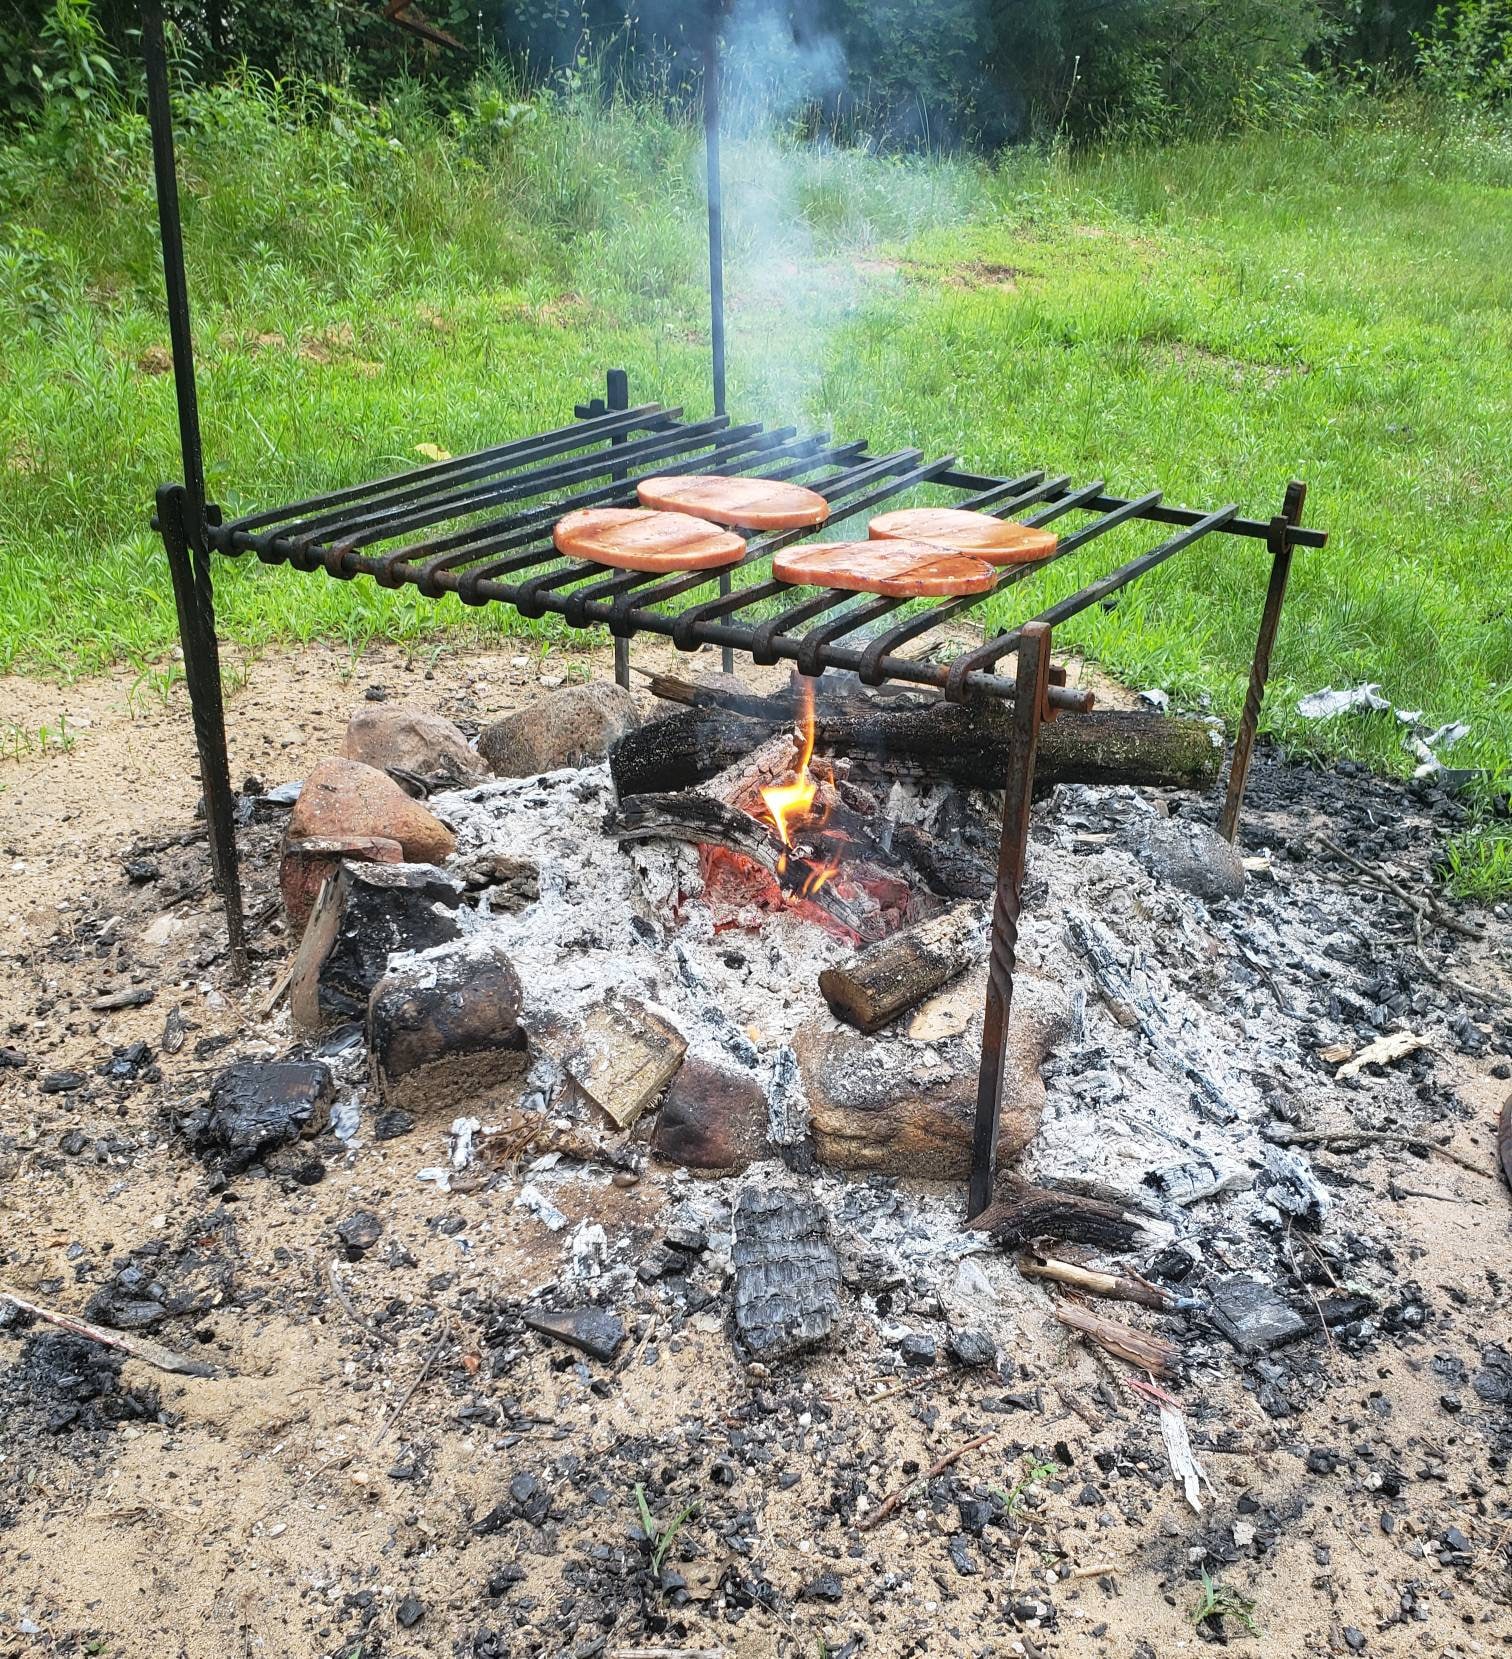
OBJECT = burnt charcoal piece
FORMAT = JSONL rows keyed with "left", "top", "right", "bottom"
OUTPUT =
{"left": 948, "top": 1329, "right": 997, "bottom": 1369}
{"left": 184, "top": 1059, "right": 334, "bottom": 1174}
{"left": 336, "top": 1211, "right": 383, "bottom": 1256}
{"left": 1208, "top": 1276, "right": 1309, "bottom": 1354}
{"left": 367, "top": 940, "right": 526, "bottom": 1113}
{"left": 731, "top": 1186, "right": 840, "bottom": 1361}
{"left": 1473, "top": 1344, "right": 1512, "bottom": 1408}
{"left": 521, "top": 1306, "right": 626, "bottom": 1364}
{"left": 291, "top": 861, "right": 463, "bottom": 1034}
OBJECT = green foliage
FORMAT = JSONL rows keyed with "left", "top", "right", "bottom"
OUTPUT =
{"left": 1190, "top": 1570, "right": 1260, "bottom": 1635}
{"left": 1416, "top": 0, "right": 1512, "bottom": 107}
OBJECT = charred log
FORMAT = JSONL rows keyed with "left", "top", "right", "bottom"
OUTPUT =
{"left": 818, "top": 901, "right": 984, "bottom": 1033}
{"left": 967, "top": 1176, "right": 1146, "bottom": 1252}
{"left": 610, "top": 702, "right": 1221, "bottom": 800}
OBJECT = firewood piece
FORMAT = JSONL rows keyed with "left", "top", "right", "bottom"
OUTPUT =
{"left": 967, "top": 1175, "right": 1146, "bottom": 1252}
{"left": 290, "top": 861, "right": 464, "bottom": 1034}
{"left": 1018, "top": 1253, "right": 1192, "bottom": 1312}
{"left": 566, "top": 998, "right": 687, "bottom": 1129}
{"left": 1054, "top": 1302, "right": 1180, "bottom": 1377}
{"left": 702, "top": 728, "right": 808, "bottom": 810}
{"left": 609, "top": 701, "right": 1221, "bottom": 800}
{"left": 819, "top": 901, "right": 984, "bottom": 1033}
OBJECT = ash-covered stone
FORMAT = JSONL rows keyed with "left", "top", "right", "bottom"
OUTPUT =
{"left": 731, "top": 1186, "right": 839, "bottom": 1361}
{"left": 1136, "top": 815, "right": 1246, "bottom": 902}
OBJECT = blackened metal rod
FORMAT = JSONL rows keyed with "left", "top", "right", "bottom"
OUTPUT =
{"left": 705, "top": 23, "right": 727, "bottom": 421}
{"left": 156, "top": 486, "right": 247, "bottom": 980}
{"left": 704, "top": 16, "right": 733, "bottom": 667}
{"left": 607, "top": 368, "right": 632, "bottom": 689}
{"left": 142, "top": 0, "right": 205, "bottom": 529}
{"left": 968, "top": 620, "right": 1052, "bottom": 1220}
{"left": 1218, "top": 479, "right": 1306, "bottom": 842}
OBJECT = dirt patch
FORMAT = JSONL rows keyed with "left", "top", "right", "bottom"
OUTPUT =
{"left": 1149, "top": 339, "right": 1310, "bottom": 392}
{"left": 1, "top": 638, "right": 1509, "bottom": 1659}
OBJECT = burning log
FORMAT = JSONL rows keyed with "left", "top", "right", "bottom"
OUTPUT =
{"left": 611, "top": 700, "right": 1221, "bottom": 800}
{"left": 605, "top": 793, "right": 886, "bottom": 942}
{"left": 818, "top": 901, "right": 984, "bottom": 1033}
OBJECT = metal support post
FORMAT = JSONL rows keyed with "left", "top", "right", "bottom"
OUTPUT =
{"left": 607, "top": 368, "right": 632, "bottom": 689}
{"left": 157, "top": 486, "right": 248, "bottom": 978}
{"left": 704, "top": 13, "right": 735, "bottom": 674}
{"left": 1218, "top": 479, "right": 1306, "bottom": 843}
{"left": 968, "top": 621, "right": 1052, "bottom": 1221}
{"left": 143, "top": 0, "right": 246, "bottom": 978}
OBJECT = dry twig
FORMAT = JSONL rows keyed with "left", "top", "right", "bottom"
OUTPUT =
{"left": 0, "top": 1284, "right": 218, "bottom": 1378}
{"left": 858, "top": 1432, "right": 996, "bottom": 1532}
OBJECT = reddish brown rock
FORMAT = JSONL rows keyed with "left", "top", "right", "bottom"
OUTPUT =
{"left": 652, "top": 1056, "right": 772, "bottom": 1175}
{"left": 341, "top": 705, "right": 487, "bottom": 788}
{"left": 280, "top": 834, "right": 403, "bottom": 937}
{"left": 795, "top": 971, "right": 1068, "bottom": 1178}
{"left": 367, "top": 940, "right": 526, "bottom": 1112}
{"left": 287, "top": 757, "right": 456, "bottom": 865}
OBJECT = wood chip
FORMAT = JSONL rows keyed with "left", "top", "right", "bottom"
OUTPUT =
{"left": 1336, "top": 1030, "right": 1427, "bottom": 1078}
{"left": 566, "top": 999, "right": 687, "bottom": 1129}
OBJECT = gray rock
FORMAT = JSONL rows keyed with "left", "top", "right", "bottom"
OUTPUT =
{"left": 342, "top": 704, "right": 486, "bottom": 788}
{"left": 522, "top": 1306, "right": 626, "bottom": 1363}
{"left": 477, "top": 682, "right": 640, "bottom": 778}
{"left": 732, "top": 1186, "right": 840, "bottom": 1361}
{"left": 1137, "top": 816, "right": 1246, "bottom": 902}
{"left": 1208, "top": 1275, "right": 1308, "bottom": 1353}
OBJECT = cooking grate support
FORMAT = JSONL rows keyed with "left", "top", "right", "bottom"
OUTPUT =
{"left": 139, "top": 0, "right": 1325, "bottom": 1215}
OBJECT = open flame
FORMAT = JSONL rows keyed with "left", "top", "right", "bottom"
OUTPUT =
{"left": 760, "top": 679, "right": 840, "bottom": 897}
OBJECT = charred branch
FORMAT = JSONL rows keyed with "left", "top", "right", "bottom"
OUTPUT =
{"left": 819, "top": 900, "right": 984, "bottom": 1033}
{"left": 967, "top": 1176, "right": 1146, "bottom": 1252}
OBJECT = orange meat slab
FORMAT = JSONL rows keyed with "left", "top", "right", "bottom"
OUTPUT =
{"left": 869, "top": 507, "right": 1058, "bottom": 563}
{"left": 635, "top": 474, "right": 830, "bottom": 530}
{"left": 771, "top": 539, "right": 998, "bottom": 598}
{"left": 552, "top": 507, "right": 746, "bottom": 572}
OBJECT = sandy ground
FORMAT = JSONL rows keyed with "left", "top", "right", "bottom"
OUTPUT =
{"left": 0, "top": 638, "right": 1509, "bottom": 1659}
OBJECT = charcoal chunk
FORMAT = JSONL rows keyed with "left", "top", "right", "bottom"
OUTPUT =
{"left": 731, "top": 1187, "right": 839, "bottom": 1361}
{"left": 1208, "top": 1276, "right": 1308, "bottom": 1354}
{"left": 521, "top": 1307, "right": 626, "bottom": 1364}
{"left": 184, "top": 1060, "right": 334, "bottom": 1174}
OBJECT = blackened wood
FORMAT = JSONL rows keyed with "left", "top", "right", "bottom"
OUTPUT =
{"left": 967, "top": 1176, "right": 1144, "bottom": 1252}
{"left": 819, "top": 901, "right": 983, "bottom": 1033}
{"left": 609, "top": 702, "right": 1220, "bottom": 801}
{"left": 732, "top": 1186, "right": 840, "bottom": 1360}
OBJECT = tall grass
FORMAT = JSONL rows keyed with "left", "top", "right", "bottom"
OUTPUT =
{"left": 0, "top": 73, "right": 1508, "bottom": 891}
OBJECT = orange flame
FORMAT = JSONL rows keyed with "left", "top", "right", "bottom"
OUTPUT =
{"left": 760, "top": 678, "right": 820, "bottom": 848}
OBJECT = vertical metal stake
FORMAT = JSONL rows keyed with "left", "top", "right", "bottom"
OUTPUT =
{"left": 703, "top": 16, "right": 735, "bottom": 675}
{"left": 1218, "top": 479, "right": 1306, "bottom": 843}
{"left": 158, "top": 487, "right": 248, "bottom": 979}
{"left": 143, "top": 1, "right": 246, "bottom": 980}
{"left": 968, "top": 622, "right": 1052, "bottom": 1221}
{"left": 607, "top": 368, "right": 632, "bottom": 690}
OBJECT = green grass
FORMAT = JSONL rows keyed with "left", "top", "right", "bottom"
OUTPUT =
{"left": 1, "top": 79, "right": 1509, "bottom": 888}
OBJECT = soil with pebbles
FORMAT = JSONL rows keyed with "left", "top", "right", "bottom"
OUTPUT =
{"left": 0, "top": 639, "right": 1509, "bottom": 1659}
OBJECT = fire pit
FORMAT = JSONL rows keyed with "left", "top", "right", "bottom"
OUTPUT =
{"left": 138, "top": 0, "right": 1327, "bottom": 1216}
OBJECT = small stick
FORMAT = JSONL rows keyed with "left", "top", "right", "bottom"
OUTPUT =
{"left": 609, "top": 1649, "right": 731, "bottom": 1659}
{"left": 1318, "top": 836, "right": 1484, "bottom": 942}
{"left": 0, "top": 1284, "right": 218, "bottom": 1379}
{"left": 372, "top": 1323, "right": 449, "bottom": 1445}
{"left": 858, "top": 1431, "right": 996, "bottom": 1532}
{"left": 1054, "top": 1302, "right": 1179, "bottom": 1378}
{"left": 1265, "top": 1125, "right": 1492, "bottom": 1180}
{"left": 326, "top": 1260, "right": 398, "bottom": 1349}
{"left": 1019, "top": 1252, "right": 1200, "bottom": 1312}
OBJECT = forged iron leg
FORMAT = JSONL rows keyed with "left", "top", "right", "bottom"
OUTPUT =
{"left": 157, "top": 484, "right": 248, "bottom": 979}
{"left": 607, "top": 368, "right": 632, "bottom": 690}
{"left": 968, "top": 621, "right": 1052, "bottom": 1220}
{"left": 1218, "top": 479, "right": 1306, "bottom": 843}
